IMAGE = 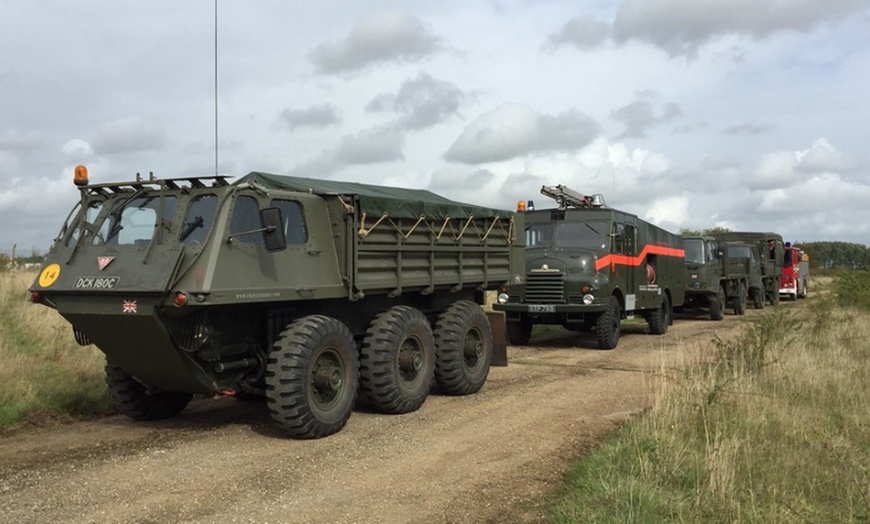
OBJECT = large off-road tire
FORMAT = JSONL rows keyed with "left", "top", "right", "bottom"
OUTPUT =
{"left": 105, "top": 361, "right": 192, "bottom": 421}
{"left": 647, "top": 293, "right": 671, "bottom": 335}
{"left": 595, "top": 296, "right": 621, "bottom": 350}
{"left": 768, "top": 285, "right": 780, "bottom": 306}
{"left": 359, "top": 306, "right": 435, "bottom": 414}
{"left": 265, "top": 315, "right": 359, "bottom": 439}
{"left": 734, "top": 283, "right": 747, "bottom": 316}
{"left": 433, "top": 300, "right": 493, "bottom": 396}
{"left": 752, "top": 288, "right": 765, "bottom": 309}
{"left": 506, "top": 315, "right": 533, "bottom": 345}
{"left": 709, "top": 287, "right": 725, "bottom": 321}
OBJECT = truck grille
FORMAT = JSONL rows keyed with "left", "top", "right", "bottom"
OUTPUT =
{"left": 525, "top": 272, "right": 564, "bottom": 303}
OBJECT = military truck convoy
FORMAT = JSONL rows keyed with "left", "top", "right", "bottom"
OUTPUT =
{"left": 30, "top": 170, "right": 794, "bottom": 438}
{"left": 29, "top": 167, "right": 521, "bottom": 438}
{"left": 683, "top": 233, "right": 785, "bottom": 319}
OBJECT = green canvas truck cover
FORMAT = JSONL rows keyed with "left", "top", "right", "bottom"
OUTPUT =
{"left": 237, "top": 172, "right": 504, "bottom": 220}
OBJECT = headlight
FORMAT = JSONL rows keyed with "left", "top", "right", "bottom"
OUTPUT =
{"left": 582, "top": 294, "right": 594, "bottom": 305}
{"left": 497, "top": 293, "right": 510, "bottom": 304}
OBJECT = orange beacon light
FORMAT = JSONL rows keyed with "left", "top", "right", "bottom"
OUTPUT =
{"left": 74, "top": 165, "right": 89, "bottom": 186}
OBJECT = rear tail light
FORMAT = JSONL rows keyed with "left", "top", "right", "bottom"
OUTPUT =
{"left": 174, "top": 292, "right": 188, "bottom": 307}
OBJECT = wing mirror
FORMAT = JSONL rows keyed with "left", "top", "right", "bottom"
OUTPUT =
{"left": 261, "top": 207, "right": 287, "bottom": 252}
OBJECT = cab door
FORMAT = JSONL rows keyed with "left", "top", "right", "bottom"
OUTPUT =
{"left": 613, "top": 221, "right": 638, "bottom": 310}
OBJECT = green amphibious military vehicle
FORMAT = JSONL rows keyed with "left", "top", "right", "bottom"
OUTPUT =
{"left": 492, "top": 185, "right": 686, "bottom": 349}
{"left": 30, "top": 167, "right": 522, "bottom": 438}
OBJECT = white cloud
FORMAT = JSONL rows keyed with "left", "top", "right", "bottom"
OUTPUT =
{"left": 308, "top": 11, "right": 443, "bottom": 75}
{"left": 796, "top": 137, "right": 861, "bottom": 174}
{"left": 279, "top": 104, "right": 340, "bottom": 131}
{"left": 612, "top": 0, "right": 870, "bottom": 57}
{"left": 444, "top": 104, "right": 600, "bottom": 164}
{"left": 365, "top": 72, "right": 464, "bottom": 131}
{"left": 333, "top": 126, "right": 405, "bottom": 164}
{"left": 723, "top": 122, "right": 775, "bottom": 136}
{"left": 752, "top": 150, "right": 799, "bottom": 190}
{"left": 61, "top": 139, "right": 93, "bottom": 157}
{"left": 751, "top": 138, "right": 864, "bottom": 190}
{"left": 646, "top": 193, "right": 689, "bottom": 228}
{"left": 611, "top": 96, "right": 681, "bottom": 138}
{"left": 545, "top": 16, "right": 611, "bottom": 50}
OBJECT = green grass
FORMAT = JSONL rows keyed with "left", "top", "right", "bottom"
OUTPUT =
{"left": 548, "top": 275, "right": 870, "bottom": 523}
{"left": 0, "top": 270, "right": 112, "bottom": 428}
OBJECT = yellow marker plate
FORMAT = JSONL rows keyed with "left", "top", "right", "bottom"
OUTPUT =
{"left": 38, "top": 263, "right": 61, "bottom": 288}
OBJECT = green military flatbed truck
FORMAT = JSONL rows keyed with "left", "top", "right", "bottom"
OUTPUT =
{"left": 29, "top": 167, "right": 522, "bottom": 438}
{"left": 492, "top": 185, "right": 686, "bottom": 349}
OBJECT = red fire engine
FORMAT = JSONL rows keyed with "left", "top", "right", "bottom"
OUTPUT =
{"left": 780, "top": 242, "right": 808, "bottom": 300}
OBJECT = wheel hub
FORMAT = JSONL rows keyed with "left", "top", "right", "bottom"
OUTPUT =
{"left": 398, "top": 347, "right": 423, "bottom": 372}
{"left": 313, "top": 357, "right": 343, "bottom": 393}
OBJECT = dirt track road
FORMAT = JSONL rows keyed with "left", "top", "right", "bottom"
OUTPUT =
{"left": 0, "top": 308, "right": 766, "bottom": 523}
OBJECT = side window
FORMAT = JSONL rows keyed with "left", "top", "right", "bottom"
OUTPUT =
{"left": 706, "top": 241, "right": 716, "bottom": 262}
{"left": 270, "top": 199, "right": 308, "bottom": 244}
{"left": 613, "top": 223, "right": 625, "bottom": 253}
{"left": 180, "top": 194, "right": 218, "bottom": 246}
{"left": 229, "top": 196, "right": 263, "bottom": 244}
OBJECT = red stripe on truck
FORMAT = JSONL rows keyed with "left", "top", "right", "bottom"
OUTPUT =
{"left": 595, "top": 244, "right": 685, "bottom": 271}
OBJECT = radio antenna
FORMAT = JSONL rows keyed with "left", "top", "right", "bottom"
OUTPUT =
{"left": 213, "top": 0, "right": 219, "bottom": 176}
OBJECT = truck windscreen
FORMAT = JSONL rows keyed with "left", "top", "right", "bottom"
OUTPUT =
{"left": 526, "top": 221, "right": 608, "bottom": 251}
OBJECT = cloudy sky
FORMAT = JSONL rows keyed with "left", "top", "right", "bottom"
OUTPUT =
{"left": 2, "top": 0, "right": 869, "bottom": 254}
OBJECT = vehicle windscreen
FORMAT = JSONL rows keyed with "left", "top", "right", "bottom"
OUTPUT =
{"left": 727, "top": 245, "right": 751, "bottom": 259}
{"left": 526, "top": 221, "right": 608, "bottom": 251}
{"left": 684, "top": 239, "right": 705, "bottom": 264}
{"left": 95, "top": 195, "right": 177, "bottom": 246}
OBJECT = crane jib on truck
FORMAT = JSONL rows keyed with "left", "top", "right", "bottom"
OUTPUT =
{"left": 29, "top": 166, "right": 522, "bottom": 439}
{"left": 492, "top": 185, "right": 686, "bottom": 350}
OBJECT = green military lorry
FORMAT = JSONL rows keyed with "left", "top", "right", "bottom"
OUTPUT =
{"left": 492, "top": 185, "right": 686, "bottom": 349}
{"left": 715, "top": 232, "right": 784, "bottom": 307}
{"left": 683, "top": 236, "right": 758, "bottom": 319}
{"left": 29, "top": 167, "right": 522, "bottom": 438}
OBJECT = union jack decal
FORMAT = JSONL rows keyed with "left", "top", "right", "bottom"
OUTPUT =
{"left": 122, "top": 300, "right": 138, "bottom": 314}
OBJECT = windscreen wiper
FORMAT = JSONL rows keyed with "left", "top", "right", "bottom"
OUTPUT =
{"left": 180, "top": 216, "right": 204, "bottom": 242}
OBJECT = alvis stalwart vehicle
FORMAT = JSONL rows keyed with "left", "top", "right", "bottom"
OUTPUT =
{"left": 492, "top": 185, "right": 686, "bottom": 349}
{"left": 29, "top": 166, "right": 523, "bottom": 438}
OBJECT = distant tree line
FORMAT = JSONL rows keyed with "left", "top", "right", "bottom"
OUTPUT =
{"left": 679, "top": 227, "right": 733, "bottom": 237}
{"left": 796, "top": 241, "right": 870, "bottom": 270}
